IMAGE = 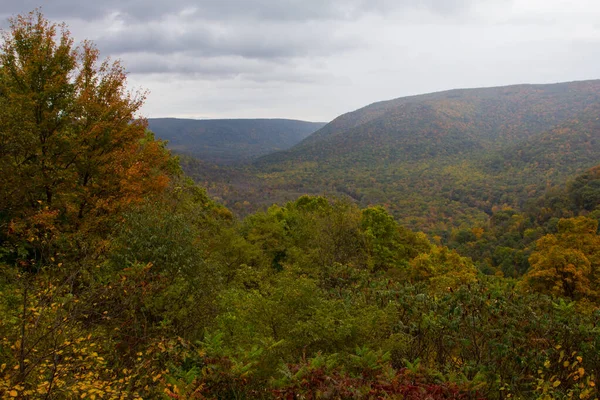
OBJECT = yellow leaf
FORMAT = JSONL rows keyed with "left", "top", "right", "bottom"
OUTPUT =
{"left": 578, "top": 367, "right": 585, "bottom": 377}
{"left": 553, "top": 380, "right": 561, "bottom": 387}
{"left": 9, "top": 391, "right": 18, "bottom": 397}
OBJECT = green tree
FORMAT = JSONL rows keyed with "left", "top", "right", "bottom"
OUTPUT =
{"left": 410, "top": 245, "right": 478, "bottom": 292}
{"left": 0, "top": 10, "right": 175, "bottom": 397}
{"left": 0, "top": 10, "right": 173, "bottom": 267}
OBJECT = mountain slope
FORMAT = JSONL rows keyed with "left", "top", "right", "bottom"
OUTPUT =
{"left": 297, "top": 80, "right": 600, "bottom": 150}
{"left": 446, "top": 104, "right": 600, "bottom": 213}
{"left": 148, "top": 118, "right": 325, "bottom": 164}
{"left": 447, "top": 162, "right": 600, "bottom": 277}
{"left": 184, "top": 80, "right": 600, "bottom": 233}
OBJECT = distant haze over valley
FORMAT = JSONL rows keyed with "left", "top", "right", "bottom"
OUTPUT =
{"left": 148, "top": 118, "right": 325, "bottom": 164}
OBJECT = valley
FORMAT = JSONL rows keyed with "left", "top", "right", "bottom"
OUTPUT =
{"left": 179, "top": 81, "right": 600, "bottom": 236}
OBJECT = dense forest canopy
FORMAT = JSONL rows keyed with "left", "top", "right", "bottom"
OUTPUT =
{"left": 1, "top": 10, "right": 600, "bottom": 400}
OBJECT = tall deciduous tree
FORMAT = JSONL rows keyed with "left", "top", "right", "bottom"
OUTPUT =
{"left": 0, "top": 10, "right": 173, "bottom": 266}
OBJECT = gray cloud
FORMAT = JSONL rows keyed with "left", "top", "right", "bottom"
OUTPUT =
{"left": 2, "top": 0, "right": 600, "bottom": 121}
{"left": 94, "top": 19, "right": 358, "bottom": 59}
{"left": 122, "top": 52, "right": 329, "bottom": 84}
{"left": 2, "top": 0, "right": 482, "bottom": 23}
{"left": 0, "top": 0, "right": 502, "bottom": 81}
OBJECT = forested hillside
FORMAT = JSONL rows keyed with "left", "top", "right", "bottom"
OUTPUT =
{"left": 2, "top": 11, "right": 600, "bottom": 400}
{"left": 186, "top": 81, "right": 600, "bottom": 236}
{"left": 446, "top": 164, "right": 600, "bottom": 277}
{"left": 297, "top": 80, "right": 600, "bottom": 149}
{"left": 148, "top": 118, "right": 325, "bottom": 164}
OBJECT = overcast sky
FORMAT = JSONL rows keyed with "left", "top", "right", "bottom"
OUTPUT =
{"left": 1, "top": 0, "right": 599, "bottom": 121}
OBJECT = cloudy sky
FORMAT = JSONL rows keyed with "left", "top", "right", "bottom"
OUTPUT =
{"left": 1, "top": 0, "right": 599, "bottom": 121}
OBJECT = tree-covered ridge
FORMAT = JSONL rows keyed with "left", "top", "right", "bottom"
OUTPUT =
{"left": 298, "top": 80, "right": 600, "bottom": 149}
{"left": 186, "top": 81, "right": 600, "bottom": 233}
{"left": 148, "top": 118, "right": 325, "bottom": 164}
{"left": 2, "top": 10, "right": 600, "bottom": 400}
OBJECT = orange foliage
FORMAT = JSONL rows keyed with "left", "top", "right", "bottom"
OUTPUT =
{"left": 0, "top": 10, "right": 173, "bottom": 260}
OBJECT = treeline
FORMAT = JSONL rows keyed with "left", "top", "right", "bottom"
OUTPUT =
{"left": 2, "top": 11, "right": 600, "bottom": 400}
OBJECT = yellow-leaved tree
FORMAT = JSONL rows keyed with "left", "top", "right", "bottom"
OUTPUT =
{"left": 522, "top": 216, "right": 600, "bottom": 302}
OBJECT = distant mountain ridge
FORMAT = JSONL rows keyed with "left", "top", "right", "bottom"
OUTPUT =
{"left": 148, "top": 118, "right": 325, "bottom": 164}
{"left": 266, "top": 80, "right": 600, "bottom": 163}
{"left": 181, "top": 80, "right": 600, "bottom": 233}
{"left": 302, "top": 81, "right": 599, "bottom": 143}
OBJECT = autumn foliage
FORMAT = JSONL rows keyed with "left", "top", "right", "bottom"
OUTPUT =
{"left": 1, "top": 9, "right": 600, "bottom": 400}
{"left": 0, "top": 10, "right": 173, "bottom": 267}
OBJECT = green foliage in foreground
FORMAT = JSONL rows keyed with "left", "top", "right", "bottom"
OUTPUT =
{"left": 2, "top": 190, "right": 600, "bottom": 399}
